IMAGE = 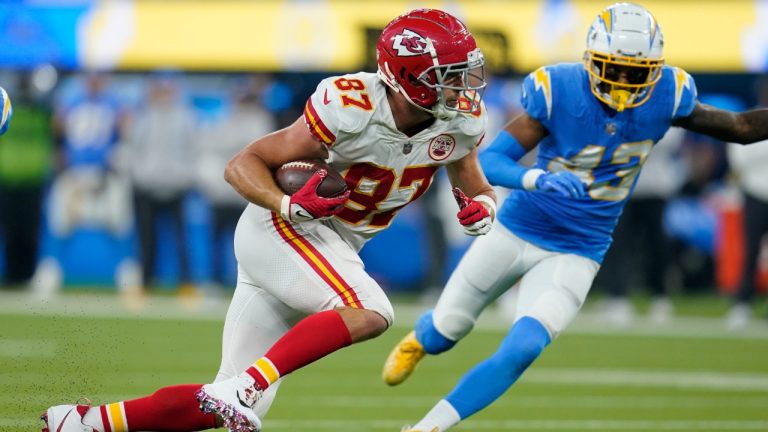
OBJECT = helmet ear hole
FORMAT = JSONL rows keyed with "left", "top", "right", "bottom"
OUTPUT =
{"left": 398, "top": 67, "right": 407, "bottom": 80}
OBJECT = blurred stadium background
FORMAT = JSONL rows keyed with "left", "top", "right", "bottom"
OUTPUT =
{"left": 1, "top": 1, "right": 767, "bottom": 431}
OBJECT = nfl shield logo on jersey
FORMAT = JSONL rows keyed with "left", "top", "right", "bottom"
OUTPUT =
{"left": 428, "top": 134, "right": 455, "bottom": 161}
{"left": 402, "top": 142, "right": 413, "bottom": 154}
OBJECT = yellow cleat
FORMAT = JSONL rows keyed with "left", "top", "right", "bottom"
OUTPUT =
{"left": 383, "top": 331, "right": 426, "bottom": 386}
{"left": 401, "top": 426, "right": 439, "bottom": 432}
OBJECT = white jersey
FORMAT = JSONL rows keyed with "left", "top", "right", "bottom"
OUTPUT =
{"left": 303, "top": 72, "right": 487, "bottom": 250}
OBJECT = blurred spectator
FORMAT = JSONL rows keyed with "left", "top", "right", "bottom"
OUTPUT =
{"left": 260, "top": 77, "right": 295, "bottom": 127}
{"left": 197, "top": 86, "right": 276, "bottom": 288}
{"left": 725, "top": 142, "right": 768, "bottom": 329}
{"left": 663, "top": 131, "right": 730, "bottom": 294}
{"left": 122, "top": 73, "right": 198, "bottom": 298}
{"left": 725, "top": 81, "right": 768, "bottom": 329}
{"left": 595, "top": 128, "right": 687, "bottom": 325}
{"left": 32, "top": 72, "right": 136, "bottom": 297}
{"left": 0, "top": 72, "right": 53, "bottom": 287}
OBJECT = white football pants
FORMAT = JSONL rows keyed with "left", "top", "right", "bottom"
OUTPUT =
{"left": 433, "top": 222, "right": 600, "bottom": 341}
{"left": 213, "top": 204, "right": 394, "bottom": 417}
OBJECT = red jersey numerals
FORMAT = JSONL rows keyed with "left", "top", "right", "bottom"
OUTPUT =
{"left": 333, "top": 78, "right": 373, "bottom": 111}
{"left": 336, "top": 163, "right": 439, "bottom": 228}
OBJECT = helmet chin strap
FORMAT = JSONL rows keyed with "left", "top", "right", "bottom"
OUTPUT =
{"left": 382, "top": 68, "right": 457, "bottom": 120}
{"left": 398, "top": 87, "right": 457, "bottom": 121}
{"left": 378, "top": 62, "right": 401, "bottom": 94}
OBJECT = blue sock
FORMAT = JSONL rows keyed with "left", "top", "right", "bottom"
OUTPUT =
{"left": 415, "top": 310, "right": 456, "bottom": 354}
{"left": 445, "top": 316, "right": 551, "bottom": 419}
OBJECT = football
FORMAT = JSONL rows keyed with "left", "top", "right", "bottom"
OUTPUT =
{"left": 275, "top": 159, "right": 348, "bottom": 198}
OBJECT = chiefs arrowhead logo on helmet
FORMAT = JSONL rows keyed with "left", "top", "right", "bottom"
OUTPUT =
{"left": 376, "top": 9, "right": 487, "bottom": 116}
{"left": 392, "top": 29, "right": 429, "bottom": 57}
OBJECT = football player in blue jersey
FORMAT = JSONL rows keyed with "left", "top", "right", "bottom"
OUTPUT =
{"left": 383, "top": 3, "right": 768, "bottom": 431}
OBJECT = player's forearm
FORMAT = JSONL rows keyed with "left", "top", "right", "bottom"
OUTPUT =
{"left": 678, "top": 105, "right": 768, "bottom": 144}
{"left": 224, "top": 152, "right": 284, "bottom": 212}
{"left": 698, "top": 109, "right": 768, "bottom": 144}
{"left": 472, "top": 187, "right": 496, "bottom": 202}
{"left": 448, "top": 150, "right": 497, "bottom": 202}
{"left": 732, "top": 109, "right": 768, "bottom": 144}
{"left": 479, "top": 130, "right": 541, "bottom": 190}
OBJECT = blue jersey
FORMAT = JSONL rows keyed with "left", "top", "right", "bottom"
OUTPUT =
{"left": 59, "top": 94, "right": 122, "bottom": 169}
{"left": 496, "top": 63, "right": 697, "bottom": 262}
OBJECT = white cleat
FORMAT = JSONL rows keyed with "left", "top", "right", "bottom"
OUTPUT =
{"left": 401, "top": 426, "right": 439, "bottom": 432}
{"left": 41, "top": 400, "right": 93, "bottom": 432}
{"left": 196, "top": 376, "right": 263, "bottom": 432}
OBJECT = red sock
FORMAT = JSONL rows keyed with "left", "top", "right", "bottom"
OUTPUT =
{"left": 245, "top": 310, "right": 352, "bottom": 389}
{"left": 97, "top": 384, "right": 217, "bottom": 431}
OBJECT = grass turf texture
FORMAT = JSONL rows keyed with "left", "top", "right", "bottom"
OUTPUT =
{"left": 1, "top": 294, "right": 767, "bottom": 431}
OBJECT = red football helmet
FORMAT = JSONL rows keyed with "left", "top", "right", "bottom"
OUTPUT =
{"left": 377, "top": 8, "right": 486, "bottom": 120}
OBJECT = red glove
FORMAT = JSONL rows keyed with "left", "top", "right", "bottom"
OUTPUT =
{"left": 453, "top": 187, "right": 494, "bottom": 236}
{"left": 280, "top": 170, "right": 350, "bottom": 222}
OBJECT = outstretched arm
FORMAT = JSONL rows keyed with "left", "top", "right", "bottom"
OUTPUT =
{"left": 478, "top": 112, "right": 546, "bottom": 190}
{"left": 672, "top": 102, "right": 768, "bottom": 144}
{"left": 479, "top": 113, "right": 587, "bottom": 198}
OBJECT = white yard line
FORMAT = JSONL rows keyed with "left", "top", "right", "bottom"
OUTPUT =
{"left": 0, "top": 339, "right": 57, "bottom": 358}
{"left": 2, "top": 291, "right": 767, "bottom": 340}
{"left": 273, "top": 394, "right": 768, "bottom": 408}
{"left": 523, "top": 368, "right": 768, "bottom": 391}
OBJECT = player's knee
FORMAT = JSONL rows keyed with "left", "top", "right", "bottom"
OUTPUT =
{"left": 369, "top": 298, "right": 394, "bottom": 329}
{"left": 345, "top": 308, "right": 390, "bottom": 342}
{"left": 344, "top": 298, "right": 395, "bottom": 342}
{"left": 432, "top": 308, "right": 477, "bottom": 343}
{"left": 525, "top": 288, "right": 587, "bottom": 338}
{"left": 415, "top": 310, "right": 458, "bottom": 354}
{"left": 494, "top": 316, "right": 551, "bottom": 373}
{"left": 366, "top": 310, "right": 390, "bottom": 338}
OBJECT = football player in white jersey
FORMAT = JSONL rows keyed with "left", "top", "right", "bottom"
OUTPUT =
{"left": 41, "top": 8, "right": 496, "bottom": 432}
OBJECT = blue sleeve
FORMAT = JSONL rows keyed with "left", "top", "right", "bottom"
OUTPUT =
{"left": 671, "top": 67, "right": 698, "bottom": 119}
{"left": 521, "top": 67, "right": 553, "bottom": 126}
{"left": 479, "top": 130, "right": 531, "bottom": 189}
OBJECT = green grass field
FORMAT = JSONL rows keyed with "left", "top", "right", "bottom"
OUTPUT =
{"left": 2, "top": 292, "right": 768, "bottom": 431}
